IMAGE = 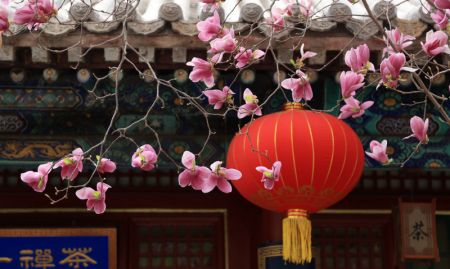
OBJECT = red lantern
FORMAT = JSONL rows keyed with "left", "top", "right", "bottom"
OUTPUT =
{"left": 226, "top": 103, "right": 365, "bottom": 264}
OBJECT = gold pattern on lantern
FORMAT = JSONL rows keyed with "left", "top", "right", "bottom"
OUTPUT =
{"left": 299, "top": 185, "right": 314, "bottom": 196}
{"left": 319, "top": 188, "right": 334, "bottom": 197}
{"left": 275, "top": 186, "right": 296, "bottom": 196}
{"left": 257, "top": 189, "right": 275, "bottom": 200}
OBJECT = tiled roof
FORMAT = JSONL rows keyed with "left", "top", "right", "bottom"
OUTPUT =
{"left": 3, "top": 0, "right": 438, "bottom": 40}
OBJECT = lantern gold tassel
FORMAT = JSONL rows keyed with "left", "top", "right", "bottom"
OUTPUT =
{"left": 282, "top": 209, "right": 312, "bottom": 264}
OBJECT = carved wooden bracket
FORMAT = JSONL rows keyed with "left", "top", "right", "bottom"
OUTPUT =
{"left": 277, "top": 49, "right": 293, "bottom": 64}
{"left": 308, "top": 48, "right": 327, "bottom": 65}
{"left": 104, "top": 47, "right": 121, "bottom": 62}
{"left": 172, "top": 47, "right": 187, "bottom": 63}
{"left": 31, "top": 47, "right": 49, "bottom": 63}
{"left": 68, "top": 47, "right": 84, "bottom": 63}
{"left": 0, "top": 46, "right": 14, "bottom": 62}
{"left": 138, "top": 47, "right": 155, "bottom": 63}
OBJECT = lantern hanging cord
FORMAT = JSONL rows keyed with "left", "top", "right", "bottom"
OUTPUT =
{"left": 283, "top": 209, "right": 312, "bottom": 264}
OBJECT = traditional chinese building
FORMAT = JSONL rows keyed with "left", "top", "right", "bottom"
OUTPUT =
{"left": 0, "top": 1, "right": 450, "bottom": 269}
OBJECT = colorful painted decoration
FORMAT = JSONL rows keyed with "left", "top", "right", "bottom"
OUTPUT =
{"left": 76, "top": 68, "right": 91, "bottom": 83}
{"left": 108, "top": 69, "right": 123, "bottom": 83}
{"left": 240, "top": 69, "right": 255, "bottom": 84}
{"left": 226, "top": 102, "right": 365, "bottom": 264}
{"left": 366, "top": 73, "right": 381, "bottom": 84}
{"left": 9, "top": 68, "right": 25, "bottom": 83}
{"left": 334, "top": 71, "right": 341, "bottom": 83}
{"left": 43, "top": 68, "right": 58, "bottom": 83}
{"left": 399, "top": 72, "right": 412, "bottom": 86}
{"left": 174, "top": 69, "right": 188, "bottom": 84}
{"left": 142, "top": 69, "right": 155, "bottom": 83}
{"left": 431, "top": 73, "right": 446, "bottom": 86}
{"left": 273, "top": 70, "right": 286, "bottom": 84}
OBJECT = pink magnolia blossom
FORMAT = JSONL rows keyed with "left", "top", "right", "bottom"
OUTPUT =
{"left": 256, "top": 161, "right": 282, "bottom": 190}
{"left": 234, "top": 47, "right": 265, "bottom": 69}
{"left": 281, "top": 70, "right": 313, "bottom": 102}
{"left": 384, "top": 28, "right": 415, "bottom": 55}
{"left": 365, "top": 140, "right": 391, "bottom": 165}
{"left": 339, "top": 71, "right": 365, "bottom": 99}
{"left": 431, "top": 10, "right": 449, "bottom": 30}
{"left": 293, "top": 44, "right": 317, "bottom": 69}
{"left": 97, "top": 157, "right": 117, "bottom": 174}
{"left": 131, "top": 144, "right": 157, "bottom": 171}
{"left": 20, "top": 162, "right": 52, "bottom": 192}
{"left": 14, "top": 0, "right": 56, "bottom": 30}
{"left": 237, "top": 88, "right": 262, "bottom": 119}
{"left": 421, "top": 30, "right": 450, "bottom": 56}
{"left": 265, "top": 8, "right": 285, "bottom": 32}
{"left": 379, "top": 53, "right": 406, "bottom": 89}
{"left": 75, "top": 182, "right": 111, "bottom": 214}
{"left": 0, "top": 4, "right": 9, "bottom": 32}
{"left": 209, "top": 29, "right": 237, "bottom": 56}
{"left": 187, "top": 57, "right": 215, "bottom": 88}
{"left": 196, "top": 11, "right": 222, "bottom": 42}
{"left": 435, "top": 0, "right": 450, "bottom": 10}
{"left": 203, "top": 86, "right": 235, "bottom": 109}
{"left": 54, "top": 148, "right": 83, "bottom": 181}
{"left": 338, "top": 97, "right": 373, "bottom": 120}
{"left": 178, "top": 151, "right": 211, "bottom": 190}
{"left": 202, "top": 161, "right": 242, "bottom": 193}
{"left": 300, "top": 43, "right": 316, "bottom": 60}
{"left": 404, "top": 116, "right": 429, "bottom": 144}
{"left": 344, "top": 44, "right": 375, "bottom": 74}
{"left": 299, "top": 0, "right": 313, "bottom": 18}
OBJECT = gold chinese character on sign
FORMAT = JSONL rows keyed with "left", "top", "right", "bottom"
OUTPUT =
{"left": 34, "top": 249, "right": 55, "bottom": 269}
{"left": 0, "top": 257, "right": 13, "bottom": 263}
{"left": 59, "top": 248, "right": 97, "bottom": 268}
{"left": 19, "top": 250, "right": 34, "bottom": 269}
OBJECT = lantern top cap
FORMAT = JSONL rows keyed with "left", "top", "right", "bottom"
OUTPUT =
{"left": 283, "top": 102, "right": 304, "bottom": 111}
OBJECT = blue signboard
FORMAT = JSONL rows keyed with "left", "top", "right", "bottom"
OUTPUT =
{"left": 258, "top": 245, "right": 319, "bottom": 269}
{"left": 0, "top": 229, "right": 116, "bottom": 269}
{"left": 265, "top": 256, "right": 316, "bottom": 269}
